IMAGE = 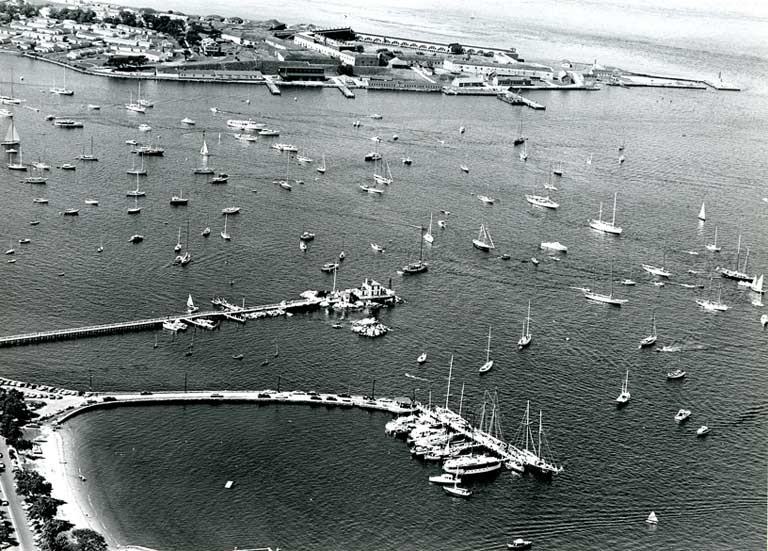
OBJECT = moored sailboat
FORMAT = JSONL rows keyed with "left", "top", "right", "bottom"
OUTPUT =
{"left": 472, "top": 224, "right": 495, "bottom": 251}
{"left": 589, "top": 192, "right": 622, "bottom": 235}
{"left": 517, "top": 300, "right": 532, "bottom": 350}
{"left": 402, "top": 225, "right": 429, "bottom": 274}
{"left": 639, "top": 312, "right": 658, "bottom": 348}
{"left": 478, "top": 326, "right": 493, "bottom": 373}
{"left": 616, "top": 369, "right": 630, "bottom": 406}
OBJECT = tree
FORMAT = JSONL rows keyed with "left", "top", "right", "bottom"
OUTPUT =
{"left": 39, "top": 518, "right": 74, "bottom": 551}
{"left": 68, "top": 528, "right": 108, "bottom": 551}
{"left": 28, "top": 495, "right": 64, "bottom": 522}
{"left": 448, "top": 42, "right": 464, "bottom": 55}
{"left": 15, "top": 469, "right": 52, "bottom": 498}
{"left": 336, "top": 63, "right": 354, "bottom": 76}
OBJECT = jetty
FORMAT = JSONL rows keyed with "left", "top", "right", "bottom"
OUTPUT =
{"left": 263, "top": 75, "right": 282, "bottom": 95}
{"left": 0, "top": 279, "right": 399, "bottom": 348}
{"left": 331, "top": 77, "right": 356, "bottom": 98}
{"left": 497, "top": 91, "right": 546, "bottom": 110}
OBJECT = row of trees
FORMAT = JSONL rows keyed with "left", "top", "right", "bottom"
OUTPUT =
{"left": 15, "top": 468, "right": 107, "bottom": 551}
{"left": 0, "top": 1, "right": 39, "bottom": 24}
{"left": 47, "top": 7, "right": 97, "bottom": 24}
{"left": 0, "top": 388, "right": 33, "bottom": 449}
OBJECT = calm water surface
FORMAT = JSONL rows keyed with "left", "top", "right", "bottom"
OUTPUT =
{"left": 1, "top": 2, "right": 767, "bottom": 549}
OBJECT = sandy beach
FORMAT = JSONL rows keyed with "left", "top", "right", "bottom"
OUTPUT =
{"left": 34, "top": 425, "right": 120, "bottom": 549}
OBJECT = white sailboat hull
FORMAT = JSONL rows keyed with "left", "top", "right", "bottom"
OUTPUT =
{"left": 589, "top": 220, "right": 622, "bottom": 234}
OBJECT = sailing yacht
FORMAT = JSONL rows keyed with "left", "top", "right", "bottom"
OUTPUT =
{"left": 174, "top": 227, "right": 182, "bottom": 252}
{"left": 170, "top": 189, "right": 189, "bottom": 206}
{"left": 194, "top": 131, "right": 214, "bottom": 175}
{"left": 719, "top": 235, "right": 752, "bottom": 281}
{"left": 641, "top": 252, "right": 672, "bottom": 278}
{"left": 1, "top": 117, "right": 20, "bottom": 146}
{"left": 126, "top": 154, "right": 146, "bottom": 176}
{"left": 4, "top": 239, "right": 15, "bottom": 255}
{"left": 373, "top": 158, "right": 393, "bottom": 185}
{"left": 696, "top": 280, "right": 729, "bottom": 311}
{"left": 125, "top": 83, "right": 146, "bottom": 113}
{"left": 127, "top": 195, "right": 141, "bottom": 214}
{"left": 126, "top": 174, "right": 146, "bottom": 197}
{"left": 186, "top": 294, "right": 199, "bottom": 314}
{"left": 517, "top": 300, "right": 532, "bottom": 349}
{"left": 472, "top": 224, "right": 495, "bottom": 251}
{"left": 478, "top": 326, "right": 493, "bottom": 373}
{"left": 589, "top": 192, "right": 623, "bottom": 235}
{"left": 526, "top": 191, "right": 559, "bottom": 209}
{"left": 174, "top": 222, "right": 192, "bottom": 266}
{"left": 552, "top": 161, "right": 564, "bottom": 177}
{"left": 316, "top": 154, "right": 327, "bottom": 174}
{"left": 698, "top": 202, "right": 706, "bottom": 221}
{"left": 76, "top": 137, "right": 98, "bottom": 161}
{"left": 402, "top": 225, "right": 429, "bottom": 274}
{"left": 705, "top": 226, "right": 721, "bottom": 252}
{"left": 220, "top": 213, "right": 231, "bottom": 240}
{"left": 616, "top": 369, "right": 630, "bottom": 406}
{"left": 639, "top": 312, "right": 658, "bottom": 348}
{"left": 7, "top": 146, "right": 26, "bottom": 171}
{"left": 519, "top": 140, "right": 528, "bottom": 161}
{"left": 584, "top": 262, "right": 628, "bottom": 305}
{"left": 513, "top": 115, "right": 525, "bottom": 146}
{"left": 423, "top": 214, "right": 434, "bottom": 244}
{"left": 50, "top": 70, "right": 74, "bottom": 95}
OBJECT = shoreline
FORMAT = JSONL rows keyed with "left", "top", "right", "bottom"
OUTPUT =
{"left": 34, "top": 425, "right": 129, "bottom": 551}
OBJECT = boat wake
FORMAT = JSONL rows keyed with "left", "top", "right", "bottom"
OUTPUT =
{"left": 405, "top": 373, "right": 428, "bottom": 382}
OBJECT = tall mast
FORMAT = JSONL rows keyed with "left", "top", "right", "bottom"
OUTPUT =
{"left": 419, "top": 225, "right": 424, "bottom": 263}
{"left": 444, "top": 354, "right": 453, "bottom": 410}
{"left": 524, "top": 400, "right": 530, "bottom": 452}
{"left": 332, "top": 264, "right": 337, "bottom": 293}
{"left": 537, "top": 410, "right": 543, "bottom": 458}
{"left": 486, "top": 326, "right": 492, "bottom": 362}
{"left": 611, "top": 192, "right": 617, "bottom": 226}
{"left": 609, "top": 259, "right": 614, "bottom": 297}
{"left": 735, "top": 234, "right": 741, "bottom": 269}
{"left": 458, "top": 382, "right": 465, "bottom": 417}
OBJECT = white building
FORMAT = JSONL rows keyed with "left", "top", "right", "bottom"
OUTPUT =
{"left": 444, "top": 58, "right": 554, "bottom": 80}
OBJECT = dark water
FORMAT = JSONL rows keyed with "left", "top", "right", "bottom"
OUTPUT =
{"left": 1, "top": 4, "right": 767, "bottom": 549}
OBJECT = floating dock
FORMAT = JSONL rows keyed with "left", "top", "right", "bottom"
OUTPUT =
{"left": 497, "top": 91, "right": 546, "bottom": 110}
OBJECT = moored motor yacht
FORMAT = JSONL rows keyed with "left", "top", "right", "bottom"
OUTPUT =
{"left": 674, "top": 408, "right": 691, "bottom": 423}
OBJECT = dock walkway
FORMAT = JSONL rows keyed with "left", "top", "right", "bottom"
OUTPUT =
{"left": 497, "top": 91, "right": 546, "bottom": 110}
{"left": 0, "top": 298, "right": 321, "bottom": 348}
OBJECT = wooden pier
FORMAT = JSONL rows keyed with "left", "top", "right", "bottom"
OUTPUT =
{"left": 0, "top": 298, "right": 321, "bottom": 348}
{"left": 0, "top": 280, "right": 399, "bottom": 348}
{"left": 497, "top": 91, "right": 546, "bottom": 110}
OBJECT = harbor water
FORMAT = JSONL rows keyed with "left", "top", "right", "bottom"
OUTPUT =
{"left": 1, "top": 1, "right": 767, "bottom": 549}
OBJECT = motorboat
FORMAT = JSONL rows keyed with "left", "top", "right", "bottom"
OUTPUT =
{"left": 320, "top": 262, "right": 338, "bottom": 273}
{"left": 371, "top": 243, "right": 385, "bottom": 253}
{"left": 258, "top": 129, "right": 279, "bottom": 136}
{"left": 234, "top": 133, "right": 258, "bottom": 142}
{"left": 674, "top": 409, "right": 691, "bottom": 423}
{"left": 526, "top": 194, "right": 558, "bottom": 209}
{"left": 181, "top": 117, "right": 196, "bottom": 125}
{"left": 128, "top": 234, "right": 144, "bottom": 243}
{"left": 641, "top": 264, "right": 671, "bottom": 278}
{"left": 364, "top": 151, "right": 382, "bottom": 162}
{"left": 32, "top": 198, "right": 48, "bottom": 204}
{"left": 211, "top": 173, "right": 229, "bottom": 184}
{"left": 761, "top": 314, "right": 768, "bottom": 328}
{"left": 428, "top": 473, "right": 460, "bottom": 485}
{"left": 62, "top": 209, "right": 79, "bottom": 216}
{"left": 477, "top": 194, "right": 495, "bottom": 205}
{"left": 460, "top": 164, "right": 470, "bottom": 173}
{"left": 84, "top": 199, "right": 99, "bottom": 206}
{"left": 300, "top": 231, "right": 316, "bottom": 241}
{"left": 540, "top": 241, "right": 567, "bottom": 252}
{"left": 443, "top": 454, "right": 502, "bottom": 476}
{"left": 18, "top": 238, "right": 30, "bottom": 245}
{"left": 227, "top": 119, "right": 264, "bottom": 130}
{"left": 271, "top": 143, "right": 298, "bottom": 152}
{"left": 696, "top": 425, "right": 710, "bottom": 437}
{"left": 138, "top": 124, "right": 152, "bottom": 133}
{"left": 645, "top": 512, "right": 658, "bottom": 525}
{"left": 60, "top": 163, "right": 76, "bottom": 170}
{"left": 53, "top": 119, "right": 83, "bottom": 128}
{"left": 221, "top": 207, "right": 240, "bottom": 215}
{"left": 507, "top": 539, "right": 533, "bottom": 550}
{"left": 417, "top": 352, "right": 427, "bottom": 364}
{"left": 666, "top": 369, "right": 686, "bottom": 380}
{"left": 162, "top": 319, "right": 187, "bottom": 332}
{"left": 442, "top": 483, "right": 472, "bottom": 498}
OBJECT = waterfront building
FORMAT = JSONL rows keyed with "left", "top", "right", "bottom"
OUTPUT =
{"left": 444, "top": 58, "right": 554, "bottom": 80}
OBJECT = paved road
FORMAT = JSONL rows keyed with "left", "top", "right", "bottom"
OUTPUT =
{"left": 0, "top": 439, "right": 36, "bottom": 551}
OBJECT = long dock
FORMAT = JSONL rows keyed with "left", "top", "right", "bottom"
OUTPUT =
{"left": 0, "top": 280, "right": 399, "bottom": 348}
{"left": 497, "top": 91, "right": 546, "bottom": 110}
{"left": 0, "top": 298, "right": 320, "bottom": 348}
